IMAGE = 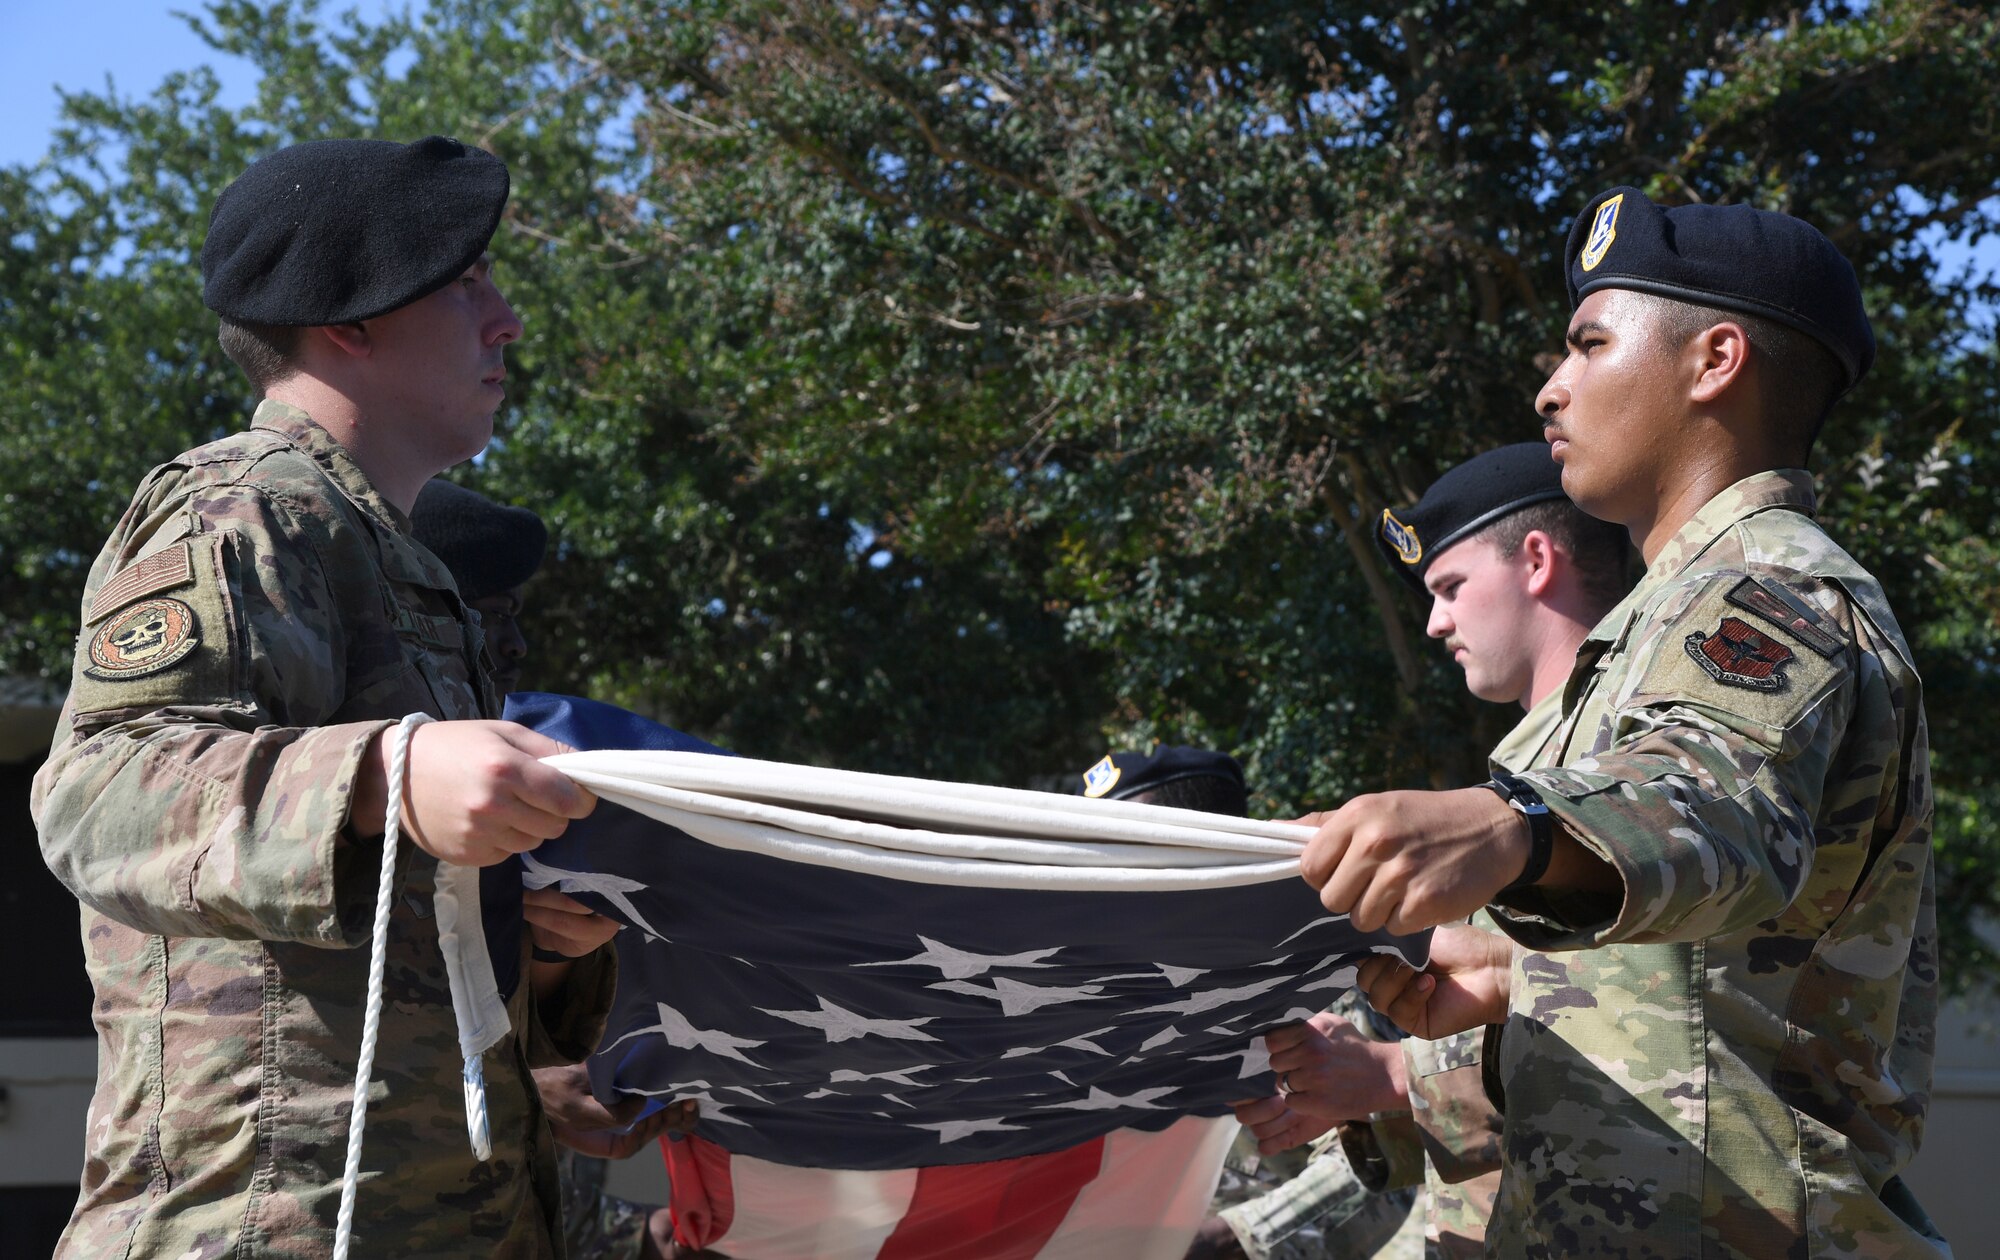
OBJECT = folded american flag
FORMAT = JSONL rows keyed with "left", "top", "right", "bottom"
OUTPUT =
{"left": 504, "top": 692, "right": 1426, "bottom": 1168}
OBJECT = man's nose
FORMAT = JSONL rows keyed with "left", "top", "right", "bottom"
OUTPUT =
{"left": 1535, "top": 373, "right": 1568, "bottom": 418}
{"left": 487, "top": 290, "right": 524, "bottom": 346}
{"left": 1426, "top": 601, "right": 1452, "bottom": 640}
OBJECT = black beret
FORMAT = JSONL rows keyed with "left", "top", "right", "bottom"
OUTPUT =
{"left": 1564, "top": 185, "right": 1874, "bottom": 390}
{"left": 201, "top": 135, "right": 509, "bottom": 326}
{"left": 411, "top": 479, "right": 548, "bottom": 600}
{"left": 1072, "top": 745, "right": 1245, "bottom": 803}
{"left": 1377, "top": 442, "right": 1566, "bottom": 591}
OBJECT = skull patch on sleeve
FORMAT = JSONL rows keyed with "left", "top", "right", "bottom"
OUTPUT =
{"left": 86, "top": 597, "right": 201, "bottom": 680}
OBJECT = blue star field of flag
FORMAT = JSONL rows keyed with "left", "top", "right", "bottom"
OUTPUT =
{"left": 504, "top": 693, "right": 1428, "bottom": 1170}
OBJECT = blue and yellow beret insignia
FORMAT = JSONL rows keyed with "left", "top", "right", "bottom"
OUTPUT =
{"left": 1579, "top": 193, "right": 1623, "bottom": 273}
{"left": 1380, "top": 509, "right": 1423, "bottom": 566}
{"left": 1081, "top": 755, "right": 1122, "bottom": 798}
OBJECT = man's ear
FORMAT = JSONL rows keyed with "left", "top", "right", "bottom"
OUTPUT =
{"left": 314, "top": 321, "right": 372, "bottom": 359}
{"left": 1687, "top": 318, "right": 1751, "bottom": 405}
{"left": 1520, "top": 530, "right": 1559, "bottom": 598}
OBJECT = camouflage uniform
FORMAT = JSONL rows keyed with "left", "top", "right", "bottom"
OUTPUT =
{"left": 1487, "top": 469, "right": 1947, "bottom": 1256}
{"left": 33, "top": 401, "right": 617, "bottom": 1258}
{"left": 1215, "top": 1125, "right": 1418, "bottom": 1260}
{"left": 556, "top": 1149, "right": 651, "bottom": 1259}
{"left": 1332, "top": 694, "right": 1561, "bottom": 1259}
{"left": 1209, "top": 990, "right": 1417, "bottom": 1258}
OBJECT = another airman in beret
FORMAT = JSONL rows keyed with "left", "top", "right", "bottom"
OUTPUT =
{"left": 1298, "top": 188, "right": 1947, "bottom": 1256}
{"left": 409, "top": 480, "right": 703, "bottom": 1259}
{"left": 1216, "top": 444, "right": 1630, "bottom": 1260}
{"left": 34, "top": 136, "right": 619, "bottom": 1258}
{"left": 1074, "top": 744, "right": 1250, "bottom": 814}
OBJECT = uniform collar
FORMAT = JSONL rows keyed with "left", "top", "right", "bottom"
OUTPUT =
{"left": 1562, "top": 468, "right": 1817, "bottom": 707}
{"left": 1641, "top": 467, "right": 1816, "bottom": 586}
{"left": 250, "top": 399, "right": 413, "bottom": 534}
{"left": 1491, "top": 688, "right": 1565, "bottom": 774}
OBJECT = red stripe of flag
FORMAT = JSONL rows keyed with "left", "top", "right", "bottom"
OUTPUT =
{"left": 663, "top": 1133, "right": 737, "bottom": 1250}
{"left": 873, "top": 1138, "right": 1105, "bottom": 1260}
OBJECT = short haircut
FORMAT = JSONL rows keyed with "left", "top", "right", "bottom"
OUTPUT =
{"left": 216, "top": 318, "right": 303, "bottom": 393}
{"left": 1638, "top": 293, "right": 1847, "bottom": 460}
{"left": 1131, "top": 774, "right": 1249, "bottom": 818}
{"left": 1480, "top": 498, "right": 1631, "bottom": 615}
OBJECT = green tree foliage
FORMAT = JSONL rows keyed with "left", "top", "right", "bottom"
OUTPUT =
{"left": 2, "top": 0, "right": 1996, "bottom": 984}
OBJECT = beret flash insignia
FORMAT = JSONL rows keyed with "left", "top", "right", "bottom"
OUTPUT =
{"left": 1685, "top": 616, "right": 1794, "bottom": 692}
{"left": 86, "top": 597, "right": 201, "bottom": 680}
{"left": 1082, "top": 755, "right": 1122, "bottom": 799}
{"left": 1380, "top": 508, "right": 1423, "bottom": 566}
{"left": 1580, "top": 193, "right": 1623, "bottom": 273}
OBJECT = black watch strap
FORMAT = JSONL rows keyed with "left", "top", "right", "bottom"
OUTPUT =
{"left": 531, "top": 945, "right": 572, "bottom": 964}
{"left": 1485, "top": 772, "right": 1554, "bottom": 893}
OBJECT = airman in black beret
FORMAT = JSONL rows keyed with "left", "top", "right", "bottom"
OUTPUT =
{"left": 201, "top": 134, "right": 510, "bottom": 327}
{"left": 36, "top": 135, "right": 618, "bottom": 1256}
{"left": 1295, "top": 186, "right": 1945, "bottom": 1258}
{"left": 1377, "top": 442, "right": 1628, "bottom": 706}
{"left": 412, "top": 479, "right": 549, "bottom": 695}
{"left": 1071, "top": 744, "right": 1248, "bottom": 816}
{"left": 1375, "top": 441, "right": 1569, "bottom": 592}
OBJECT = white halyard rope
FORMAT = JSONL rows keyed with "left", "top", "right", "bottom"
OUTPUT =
{"left": 333, "top": 711, "right": 437, "bottom": 1260}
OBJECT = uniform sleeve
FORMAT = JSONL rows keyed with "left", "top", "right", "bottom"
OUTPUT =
{"left": 1493, "top": 569, "right": 1857, "bottom": 949}
{"left": 1335, "top": 1111, "right": 1428, "bottom": 1193}
{"left": 32, "top": 483, "right": 395, "bottom": 946}
{"left": 1334, "top": 1027, "right": 1502, "bottom": 1191}
{"left": 523, "top": 943, "right": 619, "bottom": 1067}
{"left": 1399, "top": 1028, "right": 1503, "bottom": 1183}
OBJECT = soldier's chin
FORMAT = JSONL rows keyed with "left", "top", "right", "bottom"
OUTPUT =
{"left": 1557, "top": 462, "right": 1606, "bottom": 516}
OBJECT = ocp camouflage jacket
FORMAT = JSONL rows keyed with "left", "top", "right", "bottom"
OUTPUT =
{"left": 33, "top": 401, "right": 614, "bottom": 1259}
{"left": 1488, "top": 469, "right": 1945, "bottom": 1258}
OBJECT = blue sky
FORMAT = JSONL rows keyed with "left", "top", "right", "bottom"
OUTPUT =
{"left": 0, "top": 1, "right": 403, "bottom": 167}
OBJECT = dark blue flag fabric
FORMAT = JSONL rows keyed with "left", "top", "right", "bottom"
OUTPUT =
{"left": 505, "top": 692, "right": 1427, "bottom": 1172}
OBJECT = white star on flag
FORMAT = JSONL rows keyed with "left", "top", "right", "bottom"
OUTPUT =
{"left": 607, "top": 1002, "right": 766, "bottom": 1066}
{"left": 1035, "top": 1086, "right": 1179, "bottom": 1112}
{"left": 912, "top": 1116, "right": 1028, "bottom": 1143}
{"left": 1136, "top": 1025, "right": 1186, "bottom": 1054}
{"left": 930, "top": 976, "right": 1110, "bottom": 1016}
{"left": 829, "top": 1065, "right": 935, "bottom": 1086}
{"left": 630, "top": 1086, "right": 752, "bottom": 1125}
{"left": 1053, "top": 1030, "right": 1115, "bottom": 1055}
{"left": 1298, "top": 965, "right": 1359, "bottom": 993}
{"left": 521, "top": 852, "right": 669, "bottom": 940}
{"left": 856, "top": 935, "right": 1062, "bottom": 979}
{"left": 1132, "top": 974, "right": 1290, "bottom": 1018}
{"left": 756, "top": 996, "right": 940, "bottom": 1043}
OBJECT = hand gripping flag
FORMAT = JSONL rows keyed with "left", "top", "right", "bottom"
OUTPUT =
{"left": 502, "top": 693, "right": 1427, "bottom": 1256}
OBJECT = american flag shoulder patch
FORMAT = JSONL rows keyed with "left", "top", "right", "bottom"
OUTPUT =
{"left": 88, "top": 541, "right": 195, "bottom": 623}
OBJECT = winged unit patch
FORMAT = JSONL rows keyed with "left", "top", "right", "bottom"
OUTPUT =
{"left": 1685, "top": 616, "right": 1795, "bottom": 692}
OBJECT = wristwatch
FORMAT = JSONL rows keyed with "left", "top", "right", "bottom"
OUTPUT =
{"left": 1483, "top": 771, "right": 1553, "bottom": 893}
